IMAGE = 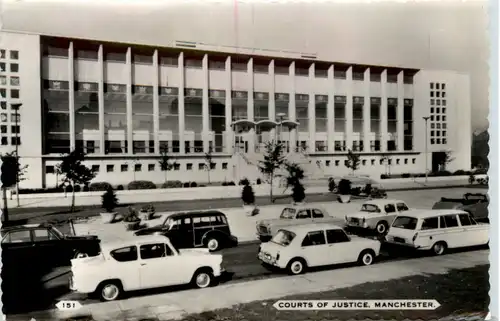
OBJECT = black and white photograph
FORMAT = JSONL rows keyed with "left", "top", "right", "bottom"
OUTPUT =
{"left": 0, "top": 0, "right": 492, "bottom": 320}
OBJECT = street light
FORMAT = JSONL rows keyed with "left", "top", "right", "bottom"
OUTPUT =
{"left": 11, "top": 103, "right": 22, "bottom": 207}
{"left": 422, "top": 116, "right": 430, "bottom": 183}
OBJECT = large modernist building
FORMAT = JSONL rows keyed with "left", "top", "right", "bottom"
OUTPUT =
{"left": 0, "top": 30, "right": 471, "bottom": 189}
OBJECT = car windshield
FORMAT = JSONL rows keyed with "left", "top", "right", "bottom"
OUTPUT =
{"left": 271, "top": 230, "right": 296, "bottom": 246}
{"left": 360, "top": 204, "right": 381, "bottom": 213}
{"left": 163, "top": 218, "right": 177, "bottom": 230}
{"left": 50, "top": 226, "right": 64, "bottom": 239}
{"left": 280, "top": 208, "right": 296, "bottom": 219}
{"left": 392, "top": 216, "right": 418, "bottom": 230}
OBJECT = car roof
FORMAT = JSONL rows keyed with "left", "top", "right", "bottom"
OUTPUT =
{"left": 1, "top": 223, "right": 50, "bottom": 232}
{"left": 167, "top": 210, "right": 226, "bottom": 219}
{"left": 363, "top": 199, "right": 406, "bottom": 206}
{"left": 282, "top": 204, "right": 326, "bottom": 211}
{"left": 100, "top": 235, "right": 171, "bottom": 252}
{"left": 279, "top": 222, "right": 344, "bottom": 234}
{"left": 396, "top": 209, "right": 468, "bottom": 219}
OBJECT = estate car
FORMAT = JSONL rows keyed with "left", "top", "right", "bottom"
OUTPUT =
{"left": 70, "top": 235, "right": 224, "bottom": 301}
{"left": 385, "top": 209, "right": 489, "bottom": 255}
{"left": 258, "top": 222, "right": 381, "bottom": 275}
{"left": 134, "top": 210, "right": 238, "bottom": 252}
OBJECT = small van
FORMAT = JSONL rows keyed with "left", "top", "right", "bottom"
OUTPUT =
{"left": 385, "top": 209, "right": 489, "bottom": 255}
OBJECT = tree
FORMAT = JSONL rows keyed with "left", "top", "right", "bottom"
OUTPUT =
{"left": 158, "top": 150, "right": 177, "bottom": 183}
{"left": 101, "top": 187, "right": 118, "bottom": 213}
{"left": 204, "top": 147, "right": 216, "bottom": 184}
{"left": 241, "top": 179, "right": 255, "bottom": 205}
{"left": 440, "top": 151, "right": 455, "bottom": 170}
{"left": 285, "top": 162, "right": 306, "bottom": 203}
{"left": 292, "top": 182, "right": 306, "bottom": 203}
{"left": 258, "top": 141, "right": 286, "bottom": 202}
{"left": 56, "top": 150, "right": 96, "bottom": 212}
{"left": 345, "top": 149, "right": 361, "bottom": 174}
{"left": 1, "top": 152, "right": 19, "bottom": 222}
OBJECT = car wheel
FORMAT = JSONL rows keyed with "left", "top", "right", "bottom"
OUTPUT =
{"left": 98, "top": 281, "right": 122, "bottom": 301}
{"left": 192, "top": 269, "right": 214, "bottom": 289}
{"left": 358, "top": 250, "right": 375, "bottom": 266}
{"left": 375, "top": 221, "right": 389, "bottom": 235}
{"left": 432, "top": 242, "right": 447, "bottom": 256}
{"left": 206, "top": 238, "right": 220, "bottom": 252}
{"left": 73, "top": 252, "right": 88, "bottom": 259}
{"left": 287, "top": 258, "right": 306, "bottom": 275}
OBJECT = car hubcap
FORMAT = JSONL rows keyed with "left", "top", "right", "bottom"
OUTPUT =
{"left": 434, "top": 244, "right": 444, "bottom": 254}
{"left": 291, "top": 262, "right": 303, "bottom": 274}
{"left": 208, "top": 239, "right": 218, "bottom": 251}
{"left": 377, "top": 224, "right": 385, "bottom": 234}
{"left": 102, "top": 284, "right": 119, "bottom": 300}
{"left": 363, "top": 254, "right": 372, "bottom": 265}
{"left": 196, "top": 273, "right": 210, "bottom": 287}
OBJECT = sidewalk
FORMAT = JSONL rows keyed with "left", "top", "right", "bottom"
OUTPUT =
{"left": 48, "top": 249, "right": 488, "bottom": 321}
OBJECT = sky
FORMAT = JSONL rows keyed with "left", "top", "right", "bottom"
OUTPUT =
{"left": 0, "top": 0, "right": 490, "bottom": 131}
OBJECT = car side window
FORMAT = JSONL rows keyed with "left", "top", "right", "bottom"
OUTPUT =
{"left": 2, "top": 230, "right": 31, "bottom": 244}
{"left": 312, "top": 209, "right": 324, "bottom": 218}
{"left": 443, "top": 215, "right": 459, "bottom": 228}
{"left": 385, "top": 204, "right": 396, "bottom": 213}
{"left": 301, "top": 230, "right": 326, "bottom": 247}
{"left": 193, "top": 217, "right": 211, "bottom": 228}
{"left": 297, "top": 210, "right": 311, "bottom": 219}
{"left": 140, "top": 243, "right": 167, "bottom": 259}
{"left": 396, "top": 203, "right": 409, "bottom": 212}
{"left": 326, "top": 229, "right": 350, "bottom": 244}
{"left": 110, "top": 246, "right": 138, "bottom": 262}
{"left": 458, "top": 214, "right": 472, "bottom": 226}
{"left": 183, "top": 218, "right": 192, "bottom": 226}
{"left": 169, "top": 219, "right": 181, "bottom": 230}
{"left": 421, "top": 217, "right": 439, "bottom": 230}
{"left": 219, "top": 215, "right": 228, "bottom": 224}
{"left": 439, "top": 216, "right": 446, "bottom": 228}
{"left": 469, "top": 215, "right": 478, "bottom": 225}
{"left": 33, "top": 228, "right": 58, "bottom": 242}
{"left": 164, "top": 243, "right": 175, "bottom": 256}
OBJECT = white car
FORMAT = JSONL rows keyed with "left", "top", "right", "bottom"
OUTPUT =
{"left": 385, "top": 209, "right": 489, "bottom": 255}
{"left": 258, "top": 222, "right": 381, "bottom": 275}
{"left": 345, "top": 199, "right": 411, "bottom": 235}
{"left": 70, "top": 235, "right": 224, "bottom": 301}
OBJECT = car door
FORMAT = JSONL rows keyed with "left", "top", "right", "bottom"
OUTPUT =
{"left": 139, "top": 242, "right": 179, "bottom": 289}
{"left": 325, "top": 229, "right": 353, "bottom": 264}
{"left": 165, "top": 218, "right": 185, "bottom": 249}
{"left": 300, "top": 230, "right": 329, "bottom": 267}
{"left": 311, "top": 209, "right": 325, "bottom": 222}
{"left": 193, "top": 216, "right": 212, "bottom": 247}
{"left": 1, "top": 229, "right": 34, "bottom": 269}
{"left": 439, "top": 214, "right": 463, "bottom": 248}
{"left": 458, "top": 213, "right": 488, "bottom": 247}
{"left": 32, "top": 228, "right": 65, "bottom": 266}
{"left": 108, "top": 246, "right": 141, "bottom": 291}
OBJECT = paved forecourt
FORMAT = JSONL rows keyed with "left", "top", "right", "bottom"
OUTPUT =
{"left": 73, "top": 187, "right": 481, "bottom": 244}
{"left": 50, "top": 249, "right": 489, "bottom": 321}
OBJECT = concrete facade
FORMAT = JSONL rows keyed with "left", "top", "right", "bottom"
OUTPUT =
{"left": 0, "top": 31, "right": 471, "bottom": 188}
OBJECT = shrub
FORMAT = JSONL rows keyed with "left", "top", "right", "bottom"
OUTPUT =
{"left": 380, "top": 174, "right": 389, "bottom": 179}
{"left": 363, "top": 183, "right": 372, "bottom": 195}
{"left": 328, "top": 179, "right": 336, "bottom": 192}
{"left": 222, "top": 182, "right": 228, "bottom": 186}
{"left": 18, "top": 187, "right": 64, "bottom": 195}
{"left": 89, "top": 182, "right": 112, "bottom": 192}
{"left": 161, "top": 180, "right": 183, "bottom": 188}
{"left": 117, "top": 185, "right": 124, "bottom": 191}
{"left": 199, "top": 184, "right": 206, "bottom": 187}
{"left": 434, "top": 170, "right": 452, "bottom": 176}
{"left": 292, "top": 182, "right": 306, "bottom": 203}
{"left": 351, "top": 187, "right": 361, "bottom": 196}
{"left": 228, "top": 182, "right": 236, "bottom": 186}
{"left": 123, "top": 206, "right": 140, "bottom": 222}
{"left": 183, "top": 182, "right": 190, "bottom": 188}
{"left": 140, "top": 204, "right": 155, "bottom": 213}
{"left": 453, "top": 170, "right": 467, "bottom": 176}
{"left": 101, "top": 187, "right": 118, "bottom": 213}
{"left": 338, "top": 179, "right": 352, "bottom": 195}
{"left": 256, "top": 178, "right": 262, "bottom": 185}
{"left": 74, "top": 185, "right": 81, "bottom": 192}
{"left": 239, "top": 178, "right": 250, "bottom": 186}
{"left": 190, "top": 182, "right": 198, "bottom": 188}
{"left": 242, "top": 184, "right": 255, "bottom": 205}
{"left": 65, "top": 185, "right": 74, "bottom": 193}
{"left": 127, "top": 180, "right": 157, "bottom": 190}
{"left": 401, "top": 173, "right": 411, "bottom": 178}
{"left": 83, "top": 185, "right": 90, "bottom": 192}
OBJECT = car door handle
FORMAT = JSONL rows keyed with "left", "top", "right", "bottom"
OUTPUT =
{"left": 140, "top": 263, "right": 147, "bottom": 266}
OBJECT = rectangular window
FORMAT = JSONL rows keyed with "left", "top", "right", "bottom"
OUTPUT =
{"left": 148, "top": 164, "right": 155, "bottom": 171}
{"left": 301, "top": 230, "right": 326, "bottom": 246}
{"left": 326, "top": 229, "right": 350, "bottom": 243}
{"left": 421, "top": 217, "right": 439, "bottom": 230}
{"left": 107, "top": 165, "right": 114, "bottom": 172}
{"left": 121, "top": 164, "right": 128, "bottom": 172}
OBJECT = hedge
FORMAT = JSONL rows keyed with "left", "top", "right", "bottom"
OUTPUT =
{"left": 161, "top": 180, "right": 183, "bottom": 188}
{"left": 127, "top": 180, "right": 157, "bottom": 190}
{"left": 89, "top": 182, "right": 112, "bottom": 192}
{"left": 380, "top": 169, "right": 484, "bottom": 180}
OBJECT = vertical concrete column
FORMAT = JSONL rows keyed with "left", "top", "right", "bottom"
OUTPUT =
{"left": 68, "top": 41, "right": 76, "bottom": 152}
{"left": 397, "top": 71, "right": 405, "bottom": 151}
{"left": 97, "top": 45, "right": 105, "bottom": 155}
{"left": 153, "top": 49, "right": 160, "bottom": 154}
{"left": 380, "top": 69, "right": 388, "bottom": 153}
{"left": 225, "top": 56, "right": 233, "bottom": 154}
{"left": 126, "top": 47, "right": 133, "bottom": 155}
{"left": 202, "top": 54, "right": 210, "bottom": 152}
{"left": 288, "top": 61, "right": 297, "bottom": 151}
{"left": 269, "top": 60, "right": 276, "bottom": 141}
{"left": 363, "top": 68, "right": 371, "bottom": 152}
{"left": 327, "top": 64, "right": 335, "bottom": 152}
{"left": 307, "top": 63, "right": 315, "bottom": 153}
{"left": 178, "top": 52, "right": 185, "bottom": 155}
{"left": 247, "top": 58, "right": 255, "bottom": 152}
{"left": 345, "top": 66, "right": 353, "bottom": 151}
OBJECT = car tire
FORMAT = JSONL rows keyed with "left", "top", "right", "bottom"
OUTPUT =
{"left": 286, "top": 258, "right": 307, "bottom": 275}
{"left": 358, "top": 250, "right": 375, "bottom": 266}
{"left": 375, "top": 221, "right": 389, "bottom": 235}
{"left": 192, "top": 268, "right": 214, "bottom": 289}
{"left": 431, "top": 241, "right": 447, "bottom": 256}
{"left": 205, "top": 237, "right": 220, "bottom": 252}
{"left": 98, "top": 280, "right": 122, "bottom": 302}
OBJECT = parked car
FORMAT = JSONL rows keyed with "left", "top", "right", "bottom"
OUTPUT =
{"left": 344, "top": 199, "right": 411, "bottom": 235}
{"left": 258, "top": 222, "right": 381, "bottom": 275}
{"left": 256, "top": 204, "right": 341, "bottom": 242}
{"left": 432, "top": 193, "right": 489, "bottom": 222}
{"left": 70, "top": 235, "right": 224, "bottom": 301}
{"left": 134, "top": 210, "right": 238, "bottom": 252}
{"left": 1, "top": 223, "right": 100, "bottom": 268}
{"left": 385, "top": 209, "right": 489, "bottom": 255}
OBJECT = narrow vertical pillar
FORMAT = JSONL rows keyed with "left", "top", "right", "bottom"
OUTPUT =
{"left": 307, "top": 63, "right": 315, "bottom": 153}
{"left": 380, "top": 69, "right": 388, "bottom": 153}
{"left": 397, "top": 71, "right": 405, "bottom": 151}
{"left": 126, "top": 47, "right": 133, "bottom": 155}
{"left": 153, "top": 50, "right": 160, "bottom": 154}
{"left": 98, "top": 45, "right": 105, "bottom": 155}
{"left": 202, "top": 54, "right": 210, "bottom": 152}
{"left": 345, "top": 66, "right": 353, "bottom": 151}
{"left": 327, "top": 64, "right": 335, "bottom": 152}
{"left": 178, "top": 52, "right": 185, "bottom": 155}
{"left": 225, "top": 56, "right": 233, "bottom": 154}
{"left": 247, "top": 58, "right": 255, "bottom": 153}
{"left": 68, "top": 42, "right": 76, "bottom": 151}
{"left": 363, "top": 68, "right": 371, "bottom": 152}
{"left": 288, "top": 61, "right": 297, "bottom": 151}
{"left": 269, "top": 60, "right": 276, "bottom": 141}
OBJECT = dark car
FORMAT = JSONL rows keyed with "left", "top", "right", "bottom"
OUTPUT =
{"left": 432, "top": 193, "right": 489, "bottom": 222}
{"left": 1, "top": 223, "right": 101, "bottom": 268}
{"left": 134, "top": 210, "right": 238, "bottom": 252}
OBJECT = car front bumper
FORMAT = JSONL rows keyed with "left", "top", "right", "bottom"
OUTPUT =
{"left": 257, "top": 252, "right": 283, "bottom": 268}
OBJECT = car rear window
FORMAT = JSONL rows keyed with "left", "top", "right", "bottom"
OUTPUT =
{"left": 392, "top": 216, "right": 418, "bottom": 230}
{"left": 271, "top": 230, "right": 296, "bottom": 246}
{"left": 110, "top": 246, "right": 138, "bottom": 262}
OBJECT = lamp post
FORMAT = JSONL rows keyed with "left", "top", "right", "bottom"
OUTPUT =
{"left": 277, "top": 112, "right": 286, "bottom": 145}
{"left": 422, "top": 116, "right": 430, "bottom": 183}
{"left": 11, "top": 103, "right": 22, "bottom": 207}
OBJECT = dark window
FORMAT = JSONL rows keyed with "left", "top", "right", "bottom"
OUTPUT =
{"left": 301, "top": 230, "right": 326, "bottom": 247}
{"left": 121, "top": 164, "right": 128, "bottom": 172}
{"left": 110, "top": 246, "right": 138, "bottom": 262}
{"left": 385, "top": 204, "right": 396, "bottom": 213}
{"left": 106, "top": 164, "right": 114, "bottom": 172}
{"left": 46, "top": 165, "right": 55, "bottom": 174}
{"left": 326, "top": 229, "right": 350, "bottom": 244}
{"left": 222, "top": 162, "right": 228, "bottom": 169}
{"left": 10, "top": 89, "right": 19, "bottom": 99}
{"left": 91, "top": 165, "right": 100, "bottom": 172}
{"left": 10, "top": 50, "right": 19, "bottom": 60}
{"left": 396, "top": 203, "right": 409, "bottom": 211}
{"left": 312, "top": 209, "right": 324, "bottom": 218}
{"left": 296, "top": 210, "right": 311, "bottom": 219}
{"left": 11, "top": 136, "right": 20, "bottom": 145}
{"left": 458, "top": 213, "right": 472, "bottom": 226}
{"left": 148, "top": 164, "right": 155, "bottom": 171}
{"left": 33, "top": 228, "right": 58, "bottom": 241}
{"left": 2, "top": 230, "right": 31, "bottom": 243}
{"left": 134, "top": 164, "right": 142, "bottom": 172}
{"left": 140, "top": 243, "right": 168, "bottom": 259}
{"left": 421, "top": 217, "right": 439, "bottom": 230}
{"left": 443, "top": 215, "right": 459, "bottom": 228}
{"left": 10, "top": 63, "right": 19, "bottom": 72}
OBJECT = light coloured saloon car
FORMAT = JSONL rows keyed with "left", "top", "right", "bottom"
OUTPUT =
{"left": 70, "top": 235, "right": 224, "bottom": 301}
{"left": 345, "top": 199, "right": 411, "bottom": 235}
{"left": 258, "top": 222, "right": 381, "bottom": 275}
{"left": 385, "top": 209, "right": 489, "bottom": 255}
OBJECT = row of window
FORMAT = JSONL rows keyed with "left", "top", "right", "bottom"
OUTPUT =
{"left": 0, "top": 62, "right": 19, "bottom": 73}
{"left": 431, "top": 138, "right": 447, "bottom": 145}
{"left": 0, "top": 50, "right": 19, "bottom": 60}
{"left": 0, "top": 88, "right": 20, "bottom": 99}
{"left": 430, "top": 99, "right": 446, "bottom": 106}
{"left": 0, "top": 76, "right": 20, "bottom": 87}
{"left": 322, "top": 157, "right": 417, "bottom": 167}
{"left": 430, "top": 83, "right": 446, "bottom": 90}
{"left": 430, "top": 91, "right": 446, "bottom": 98}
